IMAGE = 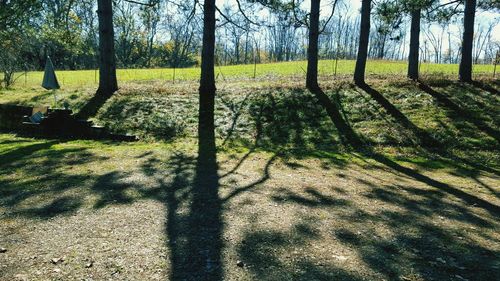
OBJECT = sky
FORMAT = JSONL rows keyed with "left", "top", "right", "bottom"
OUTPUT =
{"left": 214, "top": 0, "right": 499, "bottom": 43}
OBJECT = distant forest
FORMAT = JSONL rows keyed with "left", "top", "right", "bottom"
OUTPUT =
{"left": 1, "top": 0, "right": 498, "bottom": 72}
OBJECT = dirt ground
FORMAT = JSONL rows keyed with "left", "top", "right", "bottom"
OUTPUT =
{"left": 0, "top": 135, "right": 499, "bottom": 280}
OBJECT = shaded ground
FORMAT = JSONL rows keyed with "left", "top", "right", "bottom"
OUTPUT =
{"left": 0, "top": 76, "right": 499, "bottom": 280}
{"left": 0, "top": 133, "right": 498, "bottom": 280}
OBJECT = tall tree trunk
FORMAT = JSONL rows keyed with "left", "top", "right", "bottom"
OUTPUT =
{"left": 354, "top": 0, "right": 371, "bottom": 85}
{"left": 96, "top": 0, "right": 118, "bottom": 96}
{"left": 408, "top": 8, "right": 421, "bottom": 80}
{"left": 199, "top": 0, "right": 217, "bottom": 143}
{"left": 459, "top": 0, "right": 476, "bottom": 82}
{"left": 306, "top": 0, "right": 321, "bottom": 90}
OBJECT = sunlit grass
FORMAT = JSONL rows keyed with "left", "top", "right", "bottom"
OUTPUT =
{"left": 5, "top": 59, "right": 496, "bottom": 88}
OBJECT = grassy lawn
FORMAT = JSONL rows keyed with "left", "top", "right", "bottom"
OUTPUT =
{"left": 0, "top": 71, "right": 499, "bottom": 280}
{"left": 4, "top": 59, "right": 496, "bottom": 88}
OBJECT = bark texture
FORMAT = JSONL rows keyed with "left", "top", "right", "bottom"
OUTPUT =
{"left": 354, "top": 0, "right": 371, "bottom": 85}
{"left": 408, "top": 8, "right": 421, "bottom": 80}
{"left": 459, "top": 0, "right": 476, "bottom": 82}
{"left": 198, "top": 0, "right": 217, "bottom": 142}
{"left": 97, "top": 0, "right": 118, "bottom": 96}
{"left": 306, "top": 0, "right": 321, "bottom": 90}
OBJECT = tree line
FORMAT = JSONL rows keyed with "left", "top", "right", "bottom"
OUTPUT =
{"left": 1, "top": 1, "right": 498, "bottom": 82}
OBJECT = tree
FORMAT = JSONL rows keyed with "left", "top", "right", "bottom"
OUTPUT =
{"left": 97, "top": 0, "right": 118, "bottom": 96}
{"left": 407, "top": 7, "right": 421, "bottom": 80}
{"left": 306, "top": 0, "right": 321, "bottom": 90}
{"left": 459, "top": 0, "right": 476, "bottom": 82}
{"left": 0, "top": 0, "right": 39, "bottom": 30}
{"left": 354, "top": 0, "right": 371, "bottom": 85}
{"left": 0, "top": 0, "right": 40, "bottom": 88}
{"left": 199, "top": 0, "right": 217, "bottom": 143}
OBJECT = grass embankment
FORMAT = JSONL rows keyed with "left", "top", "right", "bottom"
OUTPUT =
{"left": 1, "top": 76, "right": 498, "bottom": 161}
{"left": 0, "top": 73, "right": 499, "bottom": 280}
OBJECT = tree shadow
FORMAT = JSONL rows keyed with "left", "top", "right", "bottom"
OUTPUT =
{"left": 11, "top": 196, "right": 83, "bottom": 219}
{"left": 75, "top": 92, "right": 113, "bottom": 120}
{"left": 94, "top": 95, "right": 186, "bottom": 140}
{"left": 254, "top": 181, "right": 499, "bottom": 280}
{"left": 471, "top": 80, "right": 499, "bottom": 96}
{"left": 365, "top": 152, "right": 500, "bottom": 216}
{"left": 140, "top": 121, "right": 222, "bottom": 280}
{"left": 272, "top": 187, "right": 351, "bottom": 208}
{"left": 356, "top": 82, "right": 439, "bottom": 147}
{"left": 307, "top": 83, "right": 499, "bottom": 216}
{"left": 91, "top": 171, "right": 136, "bottom": 208}
{"left": 309, "top": 87, "right": 363, "bottom": 148}
{"left": 219, "top": 92, "right": 252, "bottom": 146}
{"left": 0, "top": 140, "right": 107, "bottom": 220}
{"left": 238, "top": 225, "right": 366, "bottom": 280}
{"left": 418, "top": 81, "right": 499, "bottom": 143}
{"left": 334, "top": 181, "right": 499, "bottom": 280}
{"left": 231, "top": 88, "right": 344, "bottom": 154}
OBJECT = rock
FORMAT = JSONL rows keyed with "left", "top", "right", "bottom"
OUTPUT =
{"left": 85, "top": 262, "right": 93, "bottom": 268}
{"left": 14, "top": 274, "right": 28, "bottom": 280}
{"left": 51, "top": 257, "right": 64, "bottom": 264}
{"left": 236, "top": 260, "right": 244, "bottom": 267}
{"left": 333, "top": 255, "right": 348, "bottom": 261}
{"left": 0, "top": 247, "right": 6, "bottom": 253}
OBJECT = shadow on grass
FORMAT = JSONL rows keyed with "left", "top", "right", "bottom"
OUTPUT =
{"left": 309, "top": 87, "right": 363, "bottom": 148}
{"left": 0, "top": 140, "right": 102, "bottom": 219}
{"left": 471, "top": 80, "right": 499, "bottom": 96}
{"left": 75, "top": 92, "right": 113, "bottom": 120}
{"left": 356, "top": 82, "right": 439, "bottom": 147}
{"left": 418, "top": 82, "right": 499, "bottom": 143}
{"left": 307, "top": 84, "right": 499, "bottom": 216}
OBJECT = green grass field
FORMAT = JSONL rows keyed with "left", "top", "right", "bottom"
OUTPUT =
{"left": 6, "top": 59, "right": 497, "bottom": 88}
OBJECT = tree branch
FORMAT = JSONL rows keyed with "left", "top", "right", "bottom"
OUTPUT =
{"left": 319, "top": 0, "right": 339, "bottom": 34}
{"left": 426, "top": 0, "right": 462, "bottom": 15}
{"left": 235, "top": 0, "right": 261, "bottom": 26}
{"left": 292, "top": 0, "right": 308, "bottom": 27}
{"left": 215, "top": 5, "right": 249, "bottom": 31}
{"left": 122, "top": 0, "right": 156, "bottom": 7}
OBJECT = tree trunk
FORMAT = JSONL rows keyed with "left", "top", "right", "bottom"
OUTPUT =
{"left": 408, "top": 8, "right": 421, "bottom": 80}
{"left": 306, "top": 0, "right": 321, "bottom": 90}
{"left": 96, "top": 0, "right": 118, "bottom": 96}
{"left": 354, "top": 0, "right": 371, "bottom": 85}
{"left": 459, "top": 0, "right": 476, "bottom": 82}
{"left": 199, "top": 0, "right": 217, "bottom": 143}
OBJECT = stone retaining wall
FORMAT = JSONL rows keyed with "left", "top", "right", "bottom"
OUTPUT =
{"left": 0, "top": 104, "right": 33, "bottom": 131}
